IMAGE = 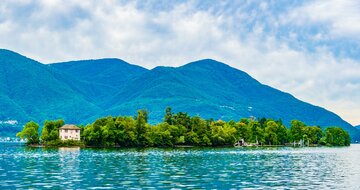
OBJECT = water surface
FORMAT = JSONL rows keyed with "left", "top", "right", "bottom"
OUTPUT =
{"left": 1, "top": 143, "right": 359, "bottom": 189}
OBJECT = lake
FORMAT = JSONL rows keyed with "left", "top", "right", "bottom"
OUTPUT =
{"left": 0, "top": 143, "right": 359, "bottom": 189}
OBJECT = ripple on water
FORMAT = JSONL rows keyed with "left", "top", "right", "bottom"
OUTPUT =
{"left": 0, "top": 143, "right": 360, "bottom": 189}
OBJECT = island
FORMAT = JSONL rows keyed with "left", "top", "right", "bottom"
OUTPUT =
{"left": 16, "top": 107, "right": 351, "bottom": 148}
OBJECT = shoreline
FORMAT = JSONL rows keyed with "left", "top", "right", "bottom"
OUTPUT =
{"left": 22, "top": 143, "right": 353, "bottom": 149}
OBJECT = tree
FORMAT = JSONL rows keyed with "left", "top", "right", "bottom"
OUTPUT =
{"left": 290, "top": 120, "right": 306, "bottom": 142}
{"left": 248, "top": 120, "right": 265, "bottom": 144}
{"left": 265, "top": 121, "right": 279, "bottom": 145}
{"left": 235, "top": 122, "right": 251, "bottom": 142}
{"left": 201, "top": 135, "right": 212, "bottom": 146}
{"left": 16, "top": 121, "right": 40, "bottom": 144}
{"left": 209, "top": 121, "right": 236, "bottom": 146}
{"left": 135, "top": 109, "right": 150, "bottom": 147}
{"left": 324, "top": 127, "right": 351, "bottom": 146}
{"left": 305, "top": 126, "right": 322, "bottom": 144}
{"left": 91, "top": 117, "right": 107, "bottom": 146}
{"left": 119, "top": 116, "right": 137, "bottom": 147}
{"left": 164, "top": 107, "right": 173, "bottom": 125}
{"left": 101, "top": 116, "right": 116, "bottom": 147}
{"left": 173, "top": 112, "right": 191, "bottom": 130}
{"left": 259, "top": 117, "right": 267, "bottom": 128}
{"left": 186, "top": 131, "right": 200, "bottom": 145}
{"left": 149, "top": 124, "right": 174, "bottom": 147}
{"left": 41, "top": 119, "right": 64, "bottom": 142}
{"left": 191, "top": 116, "right": 208, "bottom": 141}
{"left": 41, "top": 127, "right": 49, "bottom": 142}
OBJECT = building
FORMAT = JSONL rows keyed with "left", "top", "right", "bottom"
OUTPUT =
{"left": 59, "top": 124, "right": 81, "bottom": 141}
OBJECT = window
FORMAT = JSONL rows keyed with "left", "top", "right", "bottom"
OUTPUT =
{"left": 65, "top": 129, "right": 68, "bottom": 133}
{"left": 65, "top": 136, "right": 68, "bottom": 139}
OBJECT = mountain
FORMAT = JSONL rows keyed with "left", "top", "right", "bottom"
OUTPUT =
{"left": 51, "top": 59, "right": 147, "bottom": 88}
{"left": 1, "top": 49, "right": 359, "bottom": 141}
{"left": 100, "top": 59, "right": 360, "bottom": 141}
{"left": 0, "top": 49, "right": 102, "bottom": 136}
{"left": 50, "top": 59, "right": 148, "bottom": 105}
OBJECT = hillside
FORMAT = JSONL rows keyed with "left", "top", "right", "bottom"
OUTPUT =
{"left": 101, "top": 59, "right": 360, "bottom": 141}
{"left": 0, "top": 49, "right": 102, "bottom": 135}
{"left": 51, "top": 59, "right": 147, "bottom": 88}
{"left": 1, "top": 49, "right": 359, "bottom": 141}
{"left": 50, "top": 59, "right": 148, "bottom": 105}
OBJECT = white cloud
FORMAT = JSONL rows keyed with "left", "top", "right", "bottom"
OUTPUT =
{"left": 0, "top": 0, "right": 359, "bottom": 125}
{"left": 284, "top": 0, "right": 360, "bottom": 39}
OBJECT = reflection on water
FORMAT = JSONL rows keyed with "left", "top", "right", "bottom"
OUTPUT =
{"left": 0, "top": 143, "right": 359, "bottom": 189}
{"left": 59, "top": 147, "right": 80, "bottom": 152}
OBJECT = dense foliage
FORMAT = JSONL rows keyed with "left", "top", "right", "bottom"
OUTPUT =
{"left": 80, "top": 107, "right": 351, "bottom": 147}
{"left": 321, "top": 127, "right": 351, "bottom": 146}
{"left": 44, "top": 139, "right": 85, "bottom": 147}
{"left": 40, "top": 119, "right": 64, "bottom": 142}
{"left": 16, "top": 107, "right": 351, "bottom": 147}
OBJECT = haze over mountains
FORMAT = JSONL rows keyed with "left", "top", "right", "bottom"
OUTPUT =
{"left": 0, "top": 49, "right": 359, "bottom": 141}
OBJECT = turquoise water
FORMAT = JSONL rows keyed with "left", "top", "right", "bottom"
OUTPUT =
{"left": 0, "top": 143, "right": 359, "bottom": 189}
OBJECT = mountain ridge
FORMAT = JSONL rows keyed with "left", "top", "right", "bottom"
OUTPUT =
{"left": 50, "top": 58, "right": 148, "bottom": 88}
{"left": 50, "top": 59, "right": 145, "bottom": 106}
{"left": 0, "top": 49, "right": 359, "bottom": 141}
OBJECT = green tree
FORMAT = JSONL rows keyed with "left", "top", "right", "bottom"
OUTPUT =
{"left": 201, "top": 135, "right": 212, "bottom": 146}
{"left": 173, "top": 112, "right": 191, "bottom": 130}
{"left": 149, "top": 124, "right": 175, "bottom": 147}
{"left": 290, "top": 120, "right": 306, "bottom": 142}
{"left": 41, "top": 119, "right": 64, "bottom": 142}
{"left": 248, "top": 120, "right": 265, "bottom": 144}
{"left": 186, "top": 131, "right": 200, "bottom": 145}
{"left": 135, "top": 109, "right": 150, "bottom": 147}
{"left": 101, "top": 116, "right": 116, "bottom": 147}
{"left": 164, "top": 107, "right": 173, "bottom": 125}
{"left": 210, "top": 120, "right": 236, "bottom": 146}
{"left": 41, "top": 127, "right": 49, "bottom": 142}
{"left": 324, "top": 127, "right": 351, "bottom": 146}
{"left": 304, "top": 126, "right": 322, "bottom": 144}
{"left": 191, "top": 116, "right": 208, "bottom": 143}
{"left": 265, "top": 121, "right": 279, "bottom": 145}
{"left": 111, "top": 116, "right": 136, "bottom": 147}
{"left": 16, "top": 121, "right": 40, "bottom": 144}
{"left": 234, "top": 122, "right": 251, "bottom": 142}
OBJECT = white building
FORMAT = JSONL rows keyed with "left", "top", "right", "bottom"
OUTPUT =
{"left": 59, "top": 124, "right": 81, "bottom": 141}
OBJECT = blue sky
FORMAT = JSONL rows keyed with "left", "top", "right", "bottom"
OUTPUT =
{"left": 0, "top": 0, "right": 359, "bottom": 125}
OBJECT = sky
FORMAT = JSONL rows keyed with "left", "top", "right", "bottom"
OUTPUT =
{"left": 0, "top": 0, "right": 359, "bottom": 126}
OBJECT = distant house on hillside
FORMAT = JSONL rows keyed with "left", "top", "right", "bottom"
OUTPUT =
{"left": 59, "top": 124, "right": 80, "bottom": 141}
